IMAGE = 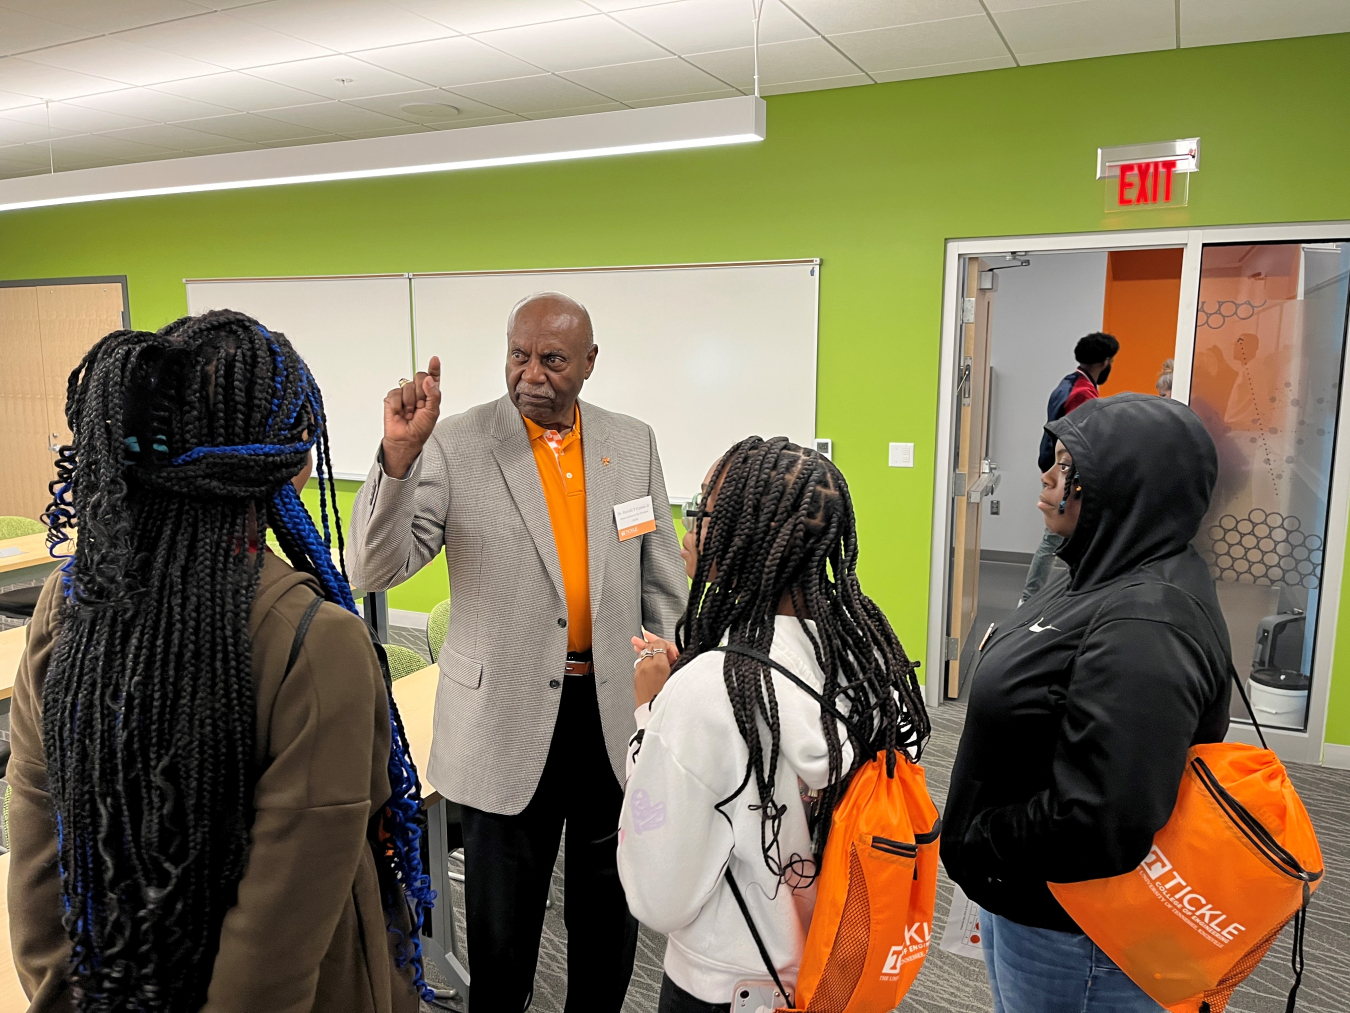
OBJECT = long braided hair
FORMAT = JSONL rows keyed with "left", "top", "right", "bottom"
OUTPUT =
{"left": 40, "top": 310, "right": 436, "bottom": 1011}
{"left": 673, "top": 437, "right": 929, "bottom": 881}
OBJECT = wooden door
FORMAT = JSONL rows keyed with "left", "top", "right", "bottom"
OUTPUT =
{"left": 0, "top": 288, "right": 51, "bottom": 521}
{"left": 946, "top": 260, "right": 994, "bottom": 697}
{"left": 0, "top": 282, "right": 125, "bottom": 521}
{"left": 37, "top": 283, "right": 126, "bottom": 449}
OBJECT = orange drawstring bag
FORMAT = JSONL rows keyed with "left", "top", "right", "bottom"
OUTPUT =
{"left": 1049, "top": 679, "right": 1323, "bottom": 1013}
{"left": 713, "top": 647, "right": 940, "bottom": 1013}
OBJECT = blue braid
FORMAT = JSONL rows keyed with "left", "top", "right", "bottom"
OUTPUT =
{"left": 264, "top": 385, "right": 437, "bottom": 1001}
{"left": 170, "top": 438, "right": 314, "bottom": 465}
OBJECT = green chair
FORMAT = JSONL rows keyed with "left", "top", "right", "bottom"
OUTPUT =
{"left": 428, "top": 599, "right": 450, "bottom": 663}
{"left": 383, "top": 644, "right": 427, "bottom": 682}
{"left": 0, "top": 516, "right": 43, "bottom": 540}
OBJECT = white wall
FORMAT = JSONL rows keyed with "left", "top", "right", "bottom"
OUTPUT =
{"left": 983, "top": 251, "right": 1107, "bottom": 554}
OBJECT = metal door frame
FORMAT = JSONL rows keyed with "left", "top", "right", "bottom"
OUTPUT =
{"left": 929, "top": 222, "right": 1350, "bottom": 767}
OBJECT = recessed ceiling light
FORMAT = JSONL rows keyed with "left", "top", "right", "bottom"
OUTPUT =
{"left": 400, "top": 102, "right": 460, "bottom": 120}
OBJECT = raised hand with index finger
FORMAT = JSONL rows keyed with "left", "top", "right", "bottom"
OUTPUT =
{"left": 381, "top": 355, "right": 441, "bottom": 479}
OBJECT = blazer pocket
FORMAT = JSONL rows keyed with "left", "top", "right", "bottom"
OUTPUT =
{"left": 439, "top": 645, "right": 483, "bottom": 690}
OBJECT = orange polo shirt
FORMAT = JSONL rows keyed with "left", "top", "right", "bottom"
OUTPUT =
{"left": 523, "top": 407, "right": 592, "bottom": 654}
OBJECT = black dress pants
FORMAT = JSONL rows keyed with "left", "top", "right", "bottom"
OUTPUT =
{"left": 460, "top": 672, "right": 638, "bottom": 1013}
{"left": 659, "top": 974, "right": 731, "bottom": 1013}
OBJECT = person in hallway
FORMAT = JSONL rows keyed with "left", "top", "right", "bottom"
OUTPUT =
{"left": 348, "top": 291, "right": 687, "bottom": 1011}
{"left": 1157, "top": 357, "right": 1174, "bottom": 398}
{"left": 9, "top": 312, "right": 429, "bottom": 1012}
{"left": 1018, "top": 331, "right": 1119, "bottom": 604}
{"left": 616, "top": 437, "right": 929, "bottom": 1013}
{"left": 942, "top": 394, "right": 1234, "bottom": 1013}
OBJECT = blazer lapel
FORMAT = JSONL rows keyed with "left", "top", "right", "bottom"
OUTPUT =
{"left": 489, "top": 396, "right": 565, "bottom": 604}
{"left": 580, "top": 399, "right": 614, "bottom": 625}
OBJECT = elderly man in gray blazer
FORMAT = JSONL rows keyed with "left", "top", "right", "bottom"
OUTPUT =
{"left": 348, "top": 291, "right": 686, "bottom": 1012}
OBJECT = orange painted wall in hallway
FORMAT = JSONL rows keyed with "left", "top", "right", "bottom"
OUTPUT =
{"left": 1101, "top": 248, "right": 1185, "bottom": 396}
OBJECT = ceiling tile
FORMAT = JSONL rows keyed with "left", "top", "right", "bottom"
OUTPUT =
{"left": 100, "top": 121, "right": 249, "bottom": 150}
{"left": 449, "top": 74, "right": 620, "bottom": 114}
{"left": 0, "top": 59, "right": 126, "bottom": 101}
{"left": 762, "top": 72, "right": 871, "bottom": 96}
{"left": 46, "top": 131, "right": 179, "bottom": 160}
{"left": 871, "top": 54, "right": 1017, "bottom": 81}
{"left": 172, "top": 110, "right": 333, "bottom": 141}
{"left": 830, "top": 16, "right": 1008, "bottom": 74}
{"left": 69, "top": 88, "right": 235, "bottom": 122}
{"left": 0, "top": 90, "right": 40, "bottom": 111}
{"left": 993, "top": 0, "right": 1175, "bottom": 64}
{"left": 2, "top": 0, "right": 208, "bottom": 34}
{"left": 387, "top": 0, "right": 595, "bottom": 34}
{"left": 983, "top": 0, "right": 1087, "bottom": 9}
{"left": 476, "top": 14, "right": 669, "bottom": 72}
{"left": 353, "top": 35, "right": 543, "bottom": 87}
{"left": 612, "top": 0, "right": 815, "bottom": 56}
{"left": 683, "top": 37, "right": 861, "bottom": 90}
{"left": 787, "top": 0, "right": 986, "bottom": 35}
{"left": 625, "top": 87, "right": 740, "bottom": 106}
{"left": 0, "top": 8, "right": 90, "bottom": 58}
{"left": 248, "top": 54, "right": 430, "bottom": 99}
{"left": 0, "top": 116, "right": 76, "bottom": 145}
{"left": 230, "top": 0, "right": 458, "bottom": 53}
{"left": 261, "top": 100, "right": 415, "bottom": 133}
{"left": 1181, "top": 0, "right": 1350, "bottom": 48}
{"left": 20, "top": 37, "right": 226, "bottom": 87}
{"left": 525, "top": 100, "right": 629, "bottom": 119}
{"left": 561, "top": 56, "right": 728, "bottom": 102}
{"left": 0, "top": 101, "right": 153, "bottom": 135}
{"left": 0, "top": 142, "right": 50, "bottom": 168}
{"left": 337, "top": 122, "right": 430, "bottom": 138}
{"left": 584, "top": 0, "right": 680, "bottom": 9}
{"left": 117, "top": 11, "right": 334, "bottom": 70}
{"left": 154, "top": 71, "right": 331, "bottom": 110}
{"left": 347, "top": 87, "right": 512, "bottom": 121}
{"left": 257, "top": 132, "right": 346, "bottom": 146}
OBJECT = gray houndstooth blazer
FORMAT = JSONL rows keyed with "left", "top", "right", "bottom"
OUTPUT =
{"left": 347, "top": 394, "right": 688, "bottom": 815}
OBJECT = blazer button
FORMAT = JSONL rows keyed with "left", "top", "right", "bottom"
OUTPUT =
{"left": 549, "top": 678, "right": 561, "bottom": 689}
{"left": 557, "top": 617, "right": 567, "bottom": 627}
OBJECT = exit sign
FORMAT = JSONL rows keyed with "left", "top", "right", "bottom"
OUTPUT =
{"left": 1097, "top": 137, "right": 1198, "bottom": 212}
{"left": 1112, "top": 160, "right": 1187, "bottom": 210}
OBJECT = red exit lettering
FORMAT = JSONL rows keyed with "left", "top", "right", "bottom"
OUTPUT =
{"left": 1117, "top": 160, "right": 1179, "bottom": 207}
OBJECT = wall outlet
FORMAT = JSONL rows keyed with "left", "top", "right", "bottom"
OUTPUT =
{"left": 989, "top": 499, "right": 1000, "bottom": 515}
{"left": 888, "top": 442, "right": 914, "bottom": 468}
{"left": 814, "top": 438, "right": 833, "bottom": 460}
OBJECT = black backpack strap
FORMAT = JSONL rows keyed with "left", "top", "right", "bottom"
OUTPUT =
{"left": 285, "top": 596, "right": 325, "bottom": 676}
{"left": 708, "top": 644, "right": 871, "bottom": 745}
{"left": 723, "top": 867, "right": 792, "bottom": 1006}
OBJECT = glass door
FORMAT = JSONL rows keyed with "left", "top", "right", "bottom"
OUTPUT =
{"left": 1186, "top": 241, "right": 1350, "bottom": 732}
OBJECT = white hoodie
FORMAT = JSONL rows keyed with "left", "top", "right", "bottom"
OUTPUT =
{"left": 616, "top": 616, "right": 853, "bottom": 1005}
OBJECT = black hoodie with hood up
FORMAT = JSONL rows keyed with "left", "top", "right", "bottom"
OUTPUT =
{"left": 941, "top": 393, "right": 1235, "bottom": 932}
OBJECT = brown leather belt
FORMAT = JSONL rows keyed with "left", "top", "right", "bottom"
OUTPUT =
{"left": 564, "top": 658, "right": 594, "bottom": 676}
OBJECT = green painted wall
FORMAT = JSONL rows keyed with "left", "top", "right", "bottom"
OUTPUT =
{"left": 4, "top": 34, "right": 1350, "bottom": 744}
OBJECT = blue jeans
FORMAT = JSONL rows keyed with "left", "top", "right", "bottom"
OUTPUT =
{"left": 1020, "top": 529, "right": 1065, "bottom": 603}
{"left": 980, "top": 910, "right": 1162, "bottom": 1013}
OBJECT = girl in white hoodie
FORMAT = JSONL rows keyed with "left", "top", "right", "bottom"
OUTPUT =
{"left": 617, "top": 436, "right": 929, "bottom": 1013}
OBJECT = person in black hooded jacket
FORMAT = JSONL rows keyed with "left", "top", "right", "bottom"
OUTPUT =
{"left": 942, "top": 393, "right": 1235, "bottom": 1013}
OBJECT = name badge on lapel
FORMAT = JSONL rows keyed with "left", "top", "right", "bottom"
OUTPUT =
{"left": 614, "top": 495, "right": 657, "bottom": 541}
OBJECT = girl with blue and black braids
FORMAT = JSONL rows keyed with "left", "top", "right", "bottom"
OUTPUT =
{"left": 8, "top": 310, "right": 436, "bottom": 1013}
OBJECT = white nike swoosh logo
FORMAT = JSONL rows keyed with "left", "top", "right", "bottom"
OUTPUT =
{"left": 1028, "top": 618, "right": 1059, "bottom": 633}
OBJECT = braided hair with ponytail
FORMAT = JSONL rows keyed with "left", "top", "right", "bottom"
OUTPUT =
{"left": 673, "top": 436, "right": 929, "bottom": 882}
{"left": 41, "top": 310, "right": 435, "bottom": 1011}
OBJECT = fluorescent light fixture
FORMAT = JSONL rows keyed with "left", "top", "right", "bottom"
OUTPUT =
{"left": 0, "top": 96, "right": 765, "bottom": 213}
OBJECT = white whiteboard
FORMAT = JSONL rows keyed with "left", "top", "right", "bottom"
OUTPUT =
{"left": 186, "top": 277, "right": 413, "bottom": 479}
{"left": 412, "top": 263, "right": 819, "bottom": 499}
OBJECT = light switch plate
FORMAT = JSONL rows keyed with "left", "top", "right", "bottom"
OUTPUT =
{"left": 889, "top": 442, "right": 914, "bottom": 468}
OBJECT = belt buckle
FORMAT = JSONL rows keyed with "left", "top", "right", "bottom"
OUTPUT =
{"left": 564, "top": 659, "right": 592, "bottom": 676}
